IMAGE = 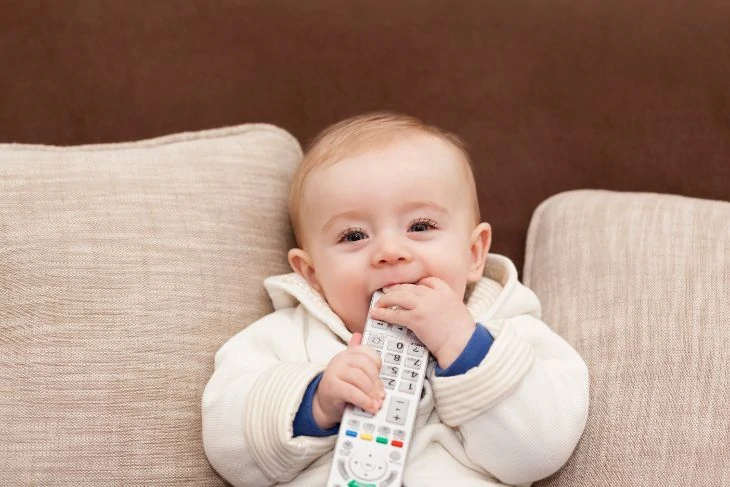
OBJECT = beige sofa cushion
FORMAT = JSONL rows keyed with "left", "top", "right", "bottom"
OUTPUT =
{"left": 0, "top": 125, "right": 301, "bottom": 485}
{"left": 524, "top": 190, "right": 729, "bottom": 486}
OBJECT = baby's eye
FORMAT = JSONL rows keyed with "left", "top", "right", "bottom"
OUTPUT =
{"left": 408, "top": 218, "right": 438, "bottom": 232}
{"left": 338, "top": 228, "right": 368, "bottom": 243}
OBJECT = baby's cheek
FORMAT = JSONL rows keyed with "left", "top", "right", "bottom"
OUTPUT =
{"left": 329, "top": 299, "right": 368, "bottom": 333}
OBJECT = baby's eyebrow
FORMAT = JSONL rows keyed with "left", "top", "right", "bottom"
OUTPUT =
{"left": 321, "top": 209, "right": 365, "bottom": 234}
{"left": 398, "top": 201, "right": 449, "bottom": 214}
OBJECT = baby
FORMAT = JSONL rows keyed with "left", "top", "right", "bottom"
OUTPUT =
{"left": 202, "top": 112, "right": 589, "bottom": 486}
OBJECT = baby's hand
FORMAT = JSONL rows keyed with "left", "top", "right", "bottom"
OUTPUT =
{"left": 313, "top": 333, "right": 385, "bottom": 430}
{"left": 370, "top": 277, "right": 476, "bottom": 369}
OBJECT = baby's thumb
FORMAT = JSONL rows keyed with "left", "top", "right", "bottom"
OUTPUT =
{"left": 348, "top": 332, "right": 363, "bottom": 347}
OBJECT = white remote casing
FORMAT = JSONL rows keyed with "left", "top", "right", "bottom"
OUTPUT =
{"left": 326, "top": 291, "right": 431, "bottom": 487}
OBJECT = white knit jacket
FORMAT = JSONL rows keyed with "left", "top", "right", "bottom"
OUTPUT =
{"left": 202, "top": 254, "right": 589, "bottom": 487}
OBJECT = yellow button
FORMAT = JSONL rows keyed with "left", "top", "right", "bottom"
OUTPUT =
{"left": 360, "top": 433, "right": 373, "bottom": 441}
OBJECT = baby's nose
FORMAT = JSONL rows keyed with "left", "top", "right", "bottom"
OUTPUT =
{"left": 372, "top": 238, "right": 412, "bottom": 265}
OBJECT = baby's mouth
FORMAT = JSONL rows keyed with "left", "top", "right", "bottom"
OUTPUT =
{"left": 379, "top": 280, "right": 418, "bottom": 290}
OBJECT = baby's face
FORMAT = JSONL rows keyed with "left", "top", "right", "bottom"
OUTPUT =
{"left": 294, "top": 135, "right": 487, "bottom": 333}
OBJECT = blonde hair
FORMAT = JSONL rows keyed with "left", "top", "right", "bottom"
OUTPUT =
{"left": 288, "top": 111, "right": 481, "bottom": 246}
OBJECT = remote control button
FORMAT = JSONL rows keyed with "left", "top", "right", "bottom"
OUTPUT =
{"left": 386, "top": 340, "right": 405, "bottom": 352}
{"left": 351, "top": 406, "right": 374, "bottom": 418}
{"left": 362, "top": 422, "right": 375, "bottom": 432}
{"left": 367, "top": 334, "right": 385, "bottom": 347}
{"left": 370, "top": 319, "right": 389, "bottom": 330}
{"left": 391, "top": 440, "right": 404, "bottom": 448}
{"left": 381, "top": 470, "right": 399, "bottom": 486}
{"left": 360, "top": 434, "right": 373, "bottom": 441}
{"left": 386, "top": 398, "right": 409, "bottom": 425}
{"left": 384, "top": 353, "right": 402, "bottom": 365}
{"left": 401, "top": 368, "right": 419, "bottom": 382}
{"left": 348, "top": 480, "right": 377, "bottom": 487}
{"left": 407, "top": 343, "right": 425, "bottom": 356}
{"left": 377, "top": 425, "right": 391, "bottom": 435}
{"left": 347, "top": 419, "right": 360, "bottom": 428}
{"left": 337, "top": 459, "right": 349, "bottom": 479}
{"left": 376, "top": 436, "right": 388, "bottom": 444}
{"left": 399, "top": 381, "right": 417, "bottom": 394}
{"left": 392, "top": 429, "right": 406, "bottom": 440}
{"left": 348, "top": 451, "right": 388, "bottom": 481}
{"left": 405, "top": 356, "right": 422, "bottom": 369}
{"left": 381, "top": 365, "right": 399, "bottom": 377}
{"left": 389, "top": 450, "right": 401, "bottom": 461}
{"left": 345, "top": 430, "right": 357, "bottom": 437}
{"left": 390, "top": 325, "right": 407, "bottom": 335}
{"left": 381, "top": 377, "right": 396, "bottom": 390}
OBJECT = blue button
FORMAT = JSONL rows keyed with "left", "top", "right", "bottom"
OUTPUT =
{"left": 345, "top": 430, "right": 357, "bottom": 437}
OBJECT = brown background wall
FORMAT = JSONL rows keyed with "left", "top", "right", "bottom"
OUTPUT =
{"left": 2, "top": 0, "right": 729, "bottom": 273}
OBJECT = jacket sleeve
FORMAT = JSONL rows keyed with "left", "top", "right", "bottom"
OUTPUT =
{"left": 201, "top": 310, "right": 337, "bottom": 486}
{"left": 430, "top": 314, "right": 589, "bottom": 485}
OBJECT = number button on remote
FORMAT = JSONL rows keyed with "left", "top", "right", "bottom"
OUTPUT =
{"left": 381, "top": 365, "right": 399, "bottom": 378}
{"left": 381, "top": 377, "right": 396, "bottom": 390}
{"left": 405, "top": 356, "right": 422, "bottom": 369}
{"left": 401, "top": 369, "right": 419, "bottom": 382}
{"left": 384, "top": 353, "right": 402, "bottom": 365}
{"left": 407, "top": 343, "right": 425, "bottom": 356}
{"left": 387, "top": 339, "right": 405, "bottom": 352}
{"left": 399, "top": 381, "right": 418, "bottom": 394}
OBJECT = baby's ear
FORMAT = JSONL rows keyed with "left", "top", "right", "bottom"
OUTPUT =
{"left": 467, "top": 222, "right": 492, "bottom": 283}
{"left": 288, "top": 248, "right": 322, "bottom": 292}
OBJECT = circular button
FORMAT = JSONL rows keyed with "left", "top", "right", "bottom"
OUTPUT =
{"left": 348, "top": 451, "right": 388, "bottom": 481}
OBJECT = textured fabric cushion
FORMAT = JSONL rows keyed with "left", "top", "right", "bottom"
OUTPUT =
{"left": 524, "top": 190, "right": 729, "bottom": 486}
{"left": 0, "top": 125, "right": 301, "bottom": 485}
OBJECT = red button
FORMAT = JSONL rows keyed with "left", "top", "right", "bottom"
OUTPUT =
{"left": 391, "top": 440, "right": 403, "bottom": 448}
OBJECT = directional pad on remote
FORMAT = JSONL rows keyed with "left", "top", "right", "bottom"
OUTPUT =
{"left": 347, "top": 451, "right": 388, "bottom": 481}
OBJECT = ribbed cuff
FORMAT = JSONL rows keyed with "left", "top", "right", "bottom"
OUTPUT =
{"left": 244, "top": 362, "right": 336, "bottom": 482}
{"left": 293, "top": 373, "right": 340, "bottom": 437}
{"left": 435, "top": 323, "right": 494, "bottom": 377}
{"left": 431, "top": 320, "right": 535, "bottom": 426}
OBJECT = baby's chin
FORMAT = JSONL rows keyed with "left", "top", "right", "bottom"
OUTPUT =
{"left": 342, "top": 308, "right": 370, "bottom": 335}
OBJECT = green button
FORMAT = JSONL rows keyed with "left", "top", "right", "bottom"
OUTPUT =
{"left": 348, "top": 480, "right": 376, "bottom": 487}
{"left": 376, "top": 436, "right": 388, "bottom": 444}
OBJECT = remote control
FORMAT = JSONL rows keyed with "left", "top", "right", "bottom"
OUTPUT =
{"left": 326, "top": 290, "right": 431, "bottom": 487}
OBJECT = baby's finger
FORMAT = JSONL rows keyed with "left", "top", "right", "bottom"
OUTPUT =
{"left": 374, "top": 290, "right": 420, "bottom": 310}
{"left": 382, "top": 283, "right": 427, "bottom": 295}
{"left": 340, "top": 366, "right": 379, "bottom": 396}
{"left": 350, "top": 342, "right": 383, "bottom": 366}
{"left": 346, "top": 350, "right": 382, "bottom": 379}
{"left": 417, "top": 276, "right": 450, "bottom": 291}
{"left": 370, "top": 304, "right": 415, "bottom": 327}
{"left": 340, "top": 382, "right": 383, "bottom": 414}
{"left": 348, "top": 332, "right": 363, "bottom": 347}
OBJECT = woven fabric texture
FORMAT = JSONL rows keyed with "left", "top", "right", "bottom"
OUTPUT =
{"left": 0, "top": 125, "right": 301, "bottom": 485}
{"left": 524, "top": 190, "right": 729, "bottom": 486}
